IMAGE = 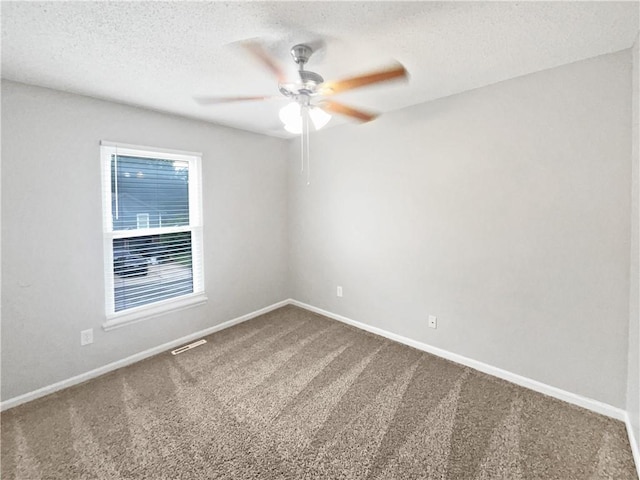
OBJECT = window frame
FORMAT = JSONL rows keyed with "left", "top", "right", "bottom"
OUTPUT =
{"left": 100, "top": 141, "right": 206, "bottom": 331}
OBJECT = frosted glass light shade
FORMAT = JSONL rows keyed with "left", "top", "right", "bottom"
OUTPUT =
{"left": 279, "top": 102, "right": 301, "bottom": 126}
{"left": 309, "top": 107, "right": 331, "bottom": 130}
{"left": 279, "top": 102, "right": 331, "bottom": 134}
{"left": 284, "top": 122, "right": 302, "bottom": 134}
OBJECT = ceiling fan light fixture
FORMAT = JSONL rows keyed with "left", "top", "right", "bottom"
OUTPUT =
{"left": 279, "top": 102, "right": 301, "bottom": 126}
{"left": 284, "top": 122, "right": 302, "bottom": 134}
{"left": 309, "top": 106, "right": 331, "bottom": 130}
{"left": 279, "top": 102, "right": 331, "bottom": 133}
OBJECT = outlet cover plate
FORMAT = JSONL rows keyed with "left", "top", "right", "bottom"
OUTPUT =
{"left": 428, "top": 315, "right": 437, "bottom": 329}
{"left": 81, "top": 328, "right": 94, "bottom": 346}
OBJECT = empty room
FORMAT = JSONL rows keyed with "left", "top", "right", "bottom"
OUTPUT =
{"left": 2, "top": 1, "right": 640, "bottom": 478}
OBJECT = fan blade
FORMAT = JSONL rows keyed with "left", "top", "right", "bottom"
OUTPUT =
{"left": 240, "top": 39, "right": 287, "bottom": 83}
{"left": 321, "top": 64, "right": 407, "bottom": 95}
{"left": 194, "top": 95, "right": 274, "bottom": 105}
{"left": 319, "top": 101, "right": 378, "bottom": 123}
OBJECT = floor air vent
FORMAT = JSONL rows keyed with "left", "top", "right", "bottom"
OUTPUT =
{"left": 171, "top": 339, "right": 207, "bottom": 355}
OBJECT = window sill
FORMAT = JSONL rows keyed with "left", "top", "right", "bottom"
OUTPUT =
{"left": 102, "top": 293, "right": 208, "bottom": 331}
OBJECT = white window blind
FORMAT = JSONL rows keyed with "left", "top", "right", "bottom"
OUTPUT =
{"left": 101, "top": 142, "right": 205, "bottom": 326}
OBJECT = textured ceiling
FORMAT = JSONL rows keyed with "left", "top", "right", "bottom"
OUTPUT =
{"left": 2, "top": 1, "right": 638, "bottom": 138}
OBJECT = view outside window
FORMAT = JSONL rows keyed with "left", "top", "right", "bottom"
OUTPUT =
{"left": 111, "top": 156, "right": 189, "bottom": 230}
{"left": 101, "top": 146, "right": 204, "bottom": 317}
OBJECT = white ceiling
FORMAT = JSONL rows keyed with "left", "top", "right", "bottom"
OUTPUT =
{"left": 2, "top": 1, "right": 638, "bottom": 138}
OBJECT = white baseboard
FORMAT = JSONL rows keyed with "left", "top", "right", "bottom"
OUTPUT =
{"left": 1, "top": 297, "right": 629, "bottom": 424}
{"left": 289, "top": 299, "right": 627, "bottom": 422}
{"left": 4, "top": 297, "right": 637, "bottom": 473}
{"left": 626, "top": 413, "right": 640, "bottom": 479}
{"left": 0, "top": 299, "right": 290, "bottom": 412}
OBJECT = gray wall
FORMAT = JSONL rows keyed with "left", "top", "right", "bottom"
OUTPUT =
{"left": 289, "top": 50, "right": 632, "bottom": 408}
{"left": 629, "top": 34, "right": 640, "bottom": 450}
{"left": 1, "top": 81, "right": 289, "bottom": 401}
{"left": 2, "top": 49, "right": 636, "bottom": 412}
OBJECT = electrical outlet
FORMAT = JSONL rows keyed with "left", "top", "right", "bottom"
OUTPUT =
{"left": 428, "top": 315, "right": 437, "bottom": 329}
{"left": 337, "top": 286, "right": 343, "bottom": 297}
{"left": 81, "top": 328, "right": 94, "bottom": 346}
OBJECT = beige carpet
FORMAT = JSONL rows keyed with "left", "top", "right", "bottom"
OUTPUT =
{"left": 1, "top": 305, "right": 637, "bottom": 479}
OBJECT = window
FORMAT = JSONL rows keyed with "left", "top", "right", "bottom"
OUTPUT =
{"left": 101, "top": 142, "right": 205, "bottom": 329}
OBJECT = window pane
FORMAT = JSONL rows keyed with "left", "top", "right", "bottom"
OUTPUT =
{"left": 111, "top": 155, "right": 189, "bottom": 230}
{"left": 113, "top": 232, "right": 193, "bottom": 312}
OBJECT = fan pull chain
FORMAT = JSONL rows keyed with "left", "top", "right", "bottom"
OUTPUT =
{"left": 305, "top": 108, "right": 311, "bottom": 185}
{"left": 300, "top": 112, "right": 305, "bottom": 174}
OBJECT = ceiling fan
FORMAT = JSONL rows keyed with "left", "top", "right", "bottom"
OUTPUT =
{"left": 195, "top": 40, "right": 408, "bottom": 133}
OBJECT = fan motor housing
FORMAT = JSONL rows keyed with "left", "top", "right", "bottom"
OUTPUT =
{"left": 279, "top": 73, "right": 323, "bottom": 96}
{"left": 299, "top": 70, "right": 323, "bottom": 85}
